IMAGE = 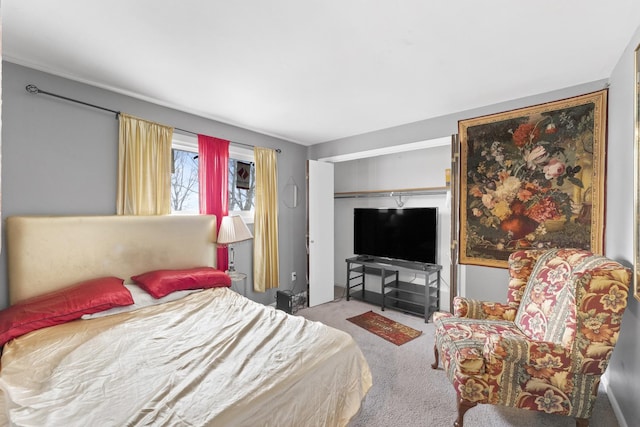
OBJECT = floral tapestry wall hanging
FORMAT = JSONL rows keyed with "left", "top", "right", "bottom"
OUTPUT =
{"left": 459, "top": 90, "right": 607, "bottom": 268}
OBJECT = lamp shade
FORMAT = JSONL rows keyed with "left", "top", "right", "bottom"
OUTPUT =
{"left": 217, "top": 215, "right": 253, "bottom": 245}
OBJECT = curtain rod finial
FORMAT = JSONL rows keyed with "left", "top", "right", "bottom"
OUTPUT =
{"left": 26, "top": 84, "right": 39, "bottom": 94}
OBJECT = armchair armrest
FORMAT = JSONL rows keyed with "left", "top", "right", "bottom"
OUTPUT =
{"left": 484, "top": 334, "right": 577, "bottom": 373}
{"left": 453, "top": 296, "right": 518, "bottom": 321}
{"left": 484, "top": 333, "right": 615, "bottom": 376}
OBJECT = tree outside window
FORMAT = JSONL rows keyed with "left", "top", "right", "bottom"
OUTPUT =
{"left": 171, "top": 148, "right": 255, "bottom": 215}
{"left": 228, "top": 159, "right": 255, "bottom": 212}
{"left": 171, "top": 149, "right": 199, "bottom": 213}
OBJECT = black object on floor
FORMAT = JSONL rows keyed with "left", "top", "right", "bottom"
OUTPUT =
{"left": 276, "top": 290, "right": 293, "bottom": 314}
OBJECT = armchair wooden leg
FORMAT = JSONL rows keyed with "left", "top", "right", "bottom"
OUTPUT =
{"left": 575, "top": 418, "right": 589, "bottom": 427}
{"left": 431, "top": 344, "right": 439, "bottom": 369}
{"left": 454, "top": 398, "right": 476, "bottom": 427}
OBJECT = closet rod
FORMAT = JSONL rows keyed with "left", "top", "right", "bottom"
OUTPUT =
{"left": 25, "top": 84, "right": 281, "bottom": 153}
{"left": 334, "top": 186, "right": 449, "bottom": 199}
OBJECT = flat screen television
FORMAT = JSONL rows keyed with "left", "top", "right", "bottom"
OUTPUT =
{"left": 353, "top": 207, "right": 438, "bottom": 264}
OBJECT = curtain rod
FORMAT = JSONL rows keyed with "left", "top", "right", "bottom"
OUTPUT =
{"left": 25, "top": 84, "right": 281, "bottom": 153}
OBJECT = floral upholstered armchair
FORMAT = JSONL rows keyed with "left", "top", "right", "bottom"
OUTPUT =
{"left": 431, "top": 248, "right": 631, "bottom": 427}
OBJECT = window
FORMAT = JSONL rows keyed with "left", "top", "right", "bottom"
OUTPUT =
{"left": 227, "top": 146, "right": 255, "bottom": 218}
{"left": 171, "top": 148, "right": 199, "bottom": 214}
{"left": 171, "top": 135, "right": 255, "bottom": 222}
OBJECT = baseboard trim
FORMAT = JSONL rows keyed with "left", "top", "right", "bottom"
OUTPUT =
{"left": 601, "top": 375, "right": 627, "bottom": 427}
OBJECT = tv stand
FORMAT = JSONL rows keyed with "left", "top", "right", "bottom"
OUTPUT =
{"left": 345, "top": 256, "right": 441, "bottom": 322}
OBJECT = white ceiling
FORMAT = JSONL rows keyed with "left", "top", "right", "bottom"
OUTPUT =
{"left": 3, "top": 1, "right": 640, "bottom": 146}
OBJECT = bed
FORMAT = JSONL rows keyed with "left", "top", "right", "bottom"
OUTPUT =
{"left": 0, "top": 215, "right": 372, "bottom": 426}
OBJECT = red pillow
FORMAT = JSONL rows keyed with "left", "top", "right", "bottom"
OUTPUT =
{"left": 131, "top": 267, "right": 231, "bottom": 298}
{"left": 0, "top": 276, "right": 133, "bottom": 346}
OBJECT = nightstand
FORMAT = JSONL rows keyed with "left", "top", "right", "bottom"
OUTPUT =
{"left": 228, "top": 271, "right": 247, "bottom": 296}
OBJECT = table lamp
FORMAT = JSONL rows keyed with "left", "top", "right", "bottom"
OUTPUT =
{"left": 217, "top": 215, "right": 253, "bottom": 279}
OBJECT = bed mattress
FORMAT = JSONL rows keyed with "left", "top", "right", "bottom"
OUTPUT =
{"left": 0, "top": 288, "right": 371, "bottom": 426}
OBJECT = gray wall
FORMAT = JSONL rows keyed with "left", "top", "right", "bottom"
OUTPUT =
{"left": 1, "top": 61, "right": 309, "bottom": 308}
{"left": 604, "top": 24, "right": 640, "bottom": 427}
{"left": 308, "top": 22, "right": 640, "bottom": 425}
{"left": 310, "top": 80, "right": 609, "bottom": 305}
{"left": 309, "top": 80, "right": 607, "bottom": 164}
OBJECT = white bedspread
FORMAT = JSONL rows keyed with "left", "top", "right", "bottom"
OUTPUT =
{"left": 0, "top": 288, "right": 371, "bottom": 426}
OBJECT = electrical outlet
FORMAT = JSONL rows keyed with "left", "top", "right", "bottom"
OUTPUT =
{"left": 291, "top": 272, "right": 297, "bottom": 282}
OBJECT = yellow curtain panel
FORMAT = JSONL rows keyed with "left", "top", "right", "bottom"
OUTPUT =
{"left": 253, "top": 147, "right": 280, "bottom": 292}
{"left": 117, "top": 113, "right": 173, "bottom": 215}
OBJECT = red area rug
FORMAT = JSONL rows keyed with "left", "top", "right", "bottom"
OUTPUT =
{"left": 347, "top": 310, "right": 422, "bottom": 346}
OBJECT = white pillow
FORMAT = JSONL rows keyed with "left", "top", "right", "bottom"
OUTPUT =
{"left": 82, "top": 284, "right": 200, "bottom": 319}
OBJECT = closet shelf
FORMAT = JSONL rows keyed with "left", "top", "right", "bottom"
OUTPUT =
{"left": 334, "top": 186, "right": 449, "bottom": 199}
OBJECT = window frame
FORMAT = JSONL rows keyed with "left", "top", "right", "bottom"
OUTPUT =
{"left": 171, "top": 134, "right": 255, "bottom": 224}
{"left": 227, "top": 145, "right": 255, "bottom": 224}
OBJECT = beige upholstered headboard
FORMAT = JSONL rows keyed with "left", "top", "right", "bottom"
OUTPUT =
{"left": 6, "top": 215, "right": 217, "bottom": 304}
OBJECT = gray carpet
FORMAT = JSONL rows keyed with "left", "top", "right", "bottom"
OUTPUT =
{"left": 297, "top": 296, "right": 619, "bottom": 427}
